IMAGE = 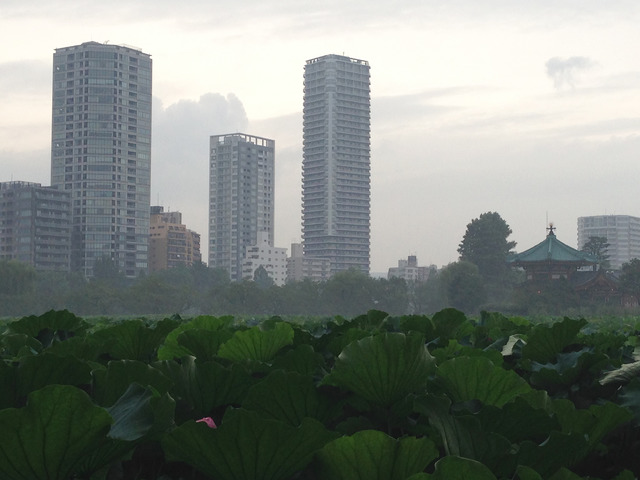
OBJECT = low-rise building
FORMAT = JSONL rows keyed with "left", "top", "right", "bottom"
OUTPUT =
{"left": 242, "top": 232, "right": 288, "bottom": 286}
{"left": 0, "top": 181, "right": 71, "bottom": 271}
{"left": 388, "top": 255, "right": 434, "bottom": 282}
{"left": 148, "top": 206, "right": 201, "bottom": 272}
{"left": 286, "top": 243, "right": 332, "bottom": 283}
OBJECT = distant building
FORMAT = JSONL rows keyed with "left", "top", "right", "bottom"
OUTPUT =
{"left": 388, "top": 255, "right": 434, "bottom": 282}
{"left": 577, "top": 215, "right": 640, "bottom": 270}
{"left": 0, "top": 181, "right": 71, "bottom": 271}
{"left": 209, "top": 133, "right": 275, "bottom": 281}
{"left": 148, "top": 206, "right": 201, "bottom": 272}
{"left": 51, "top": 41, "right": 152, "bottom": 278}
{"left": 241, "top": 231, "right": 288, "bottom": 286}
{"left": 302, "top": 54, "right": 371, "bottom": 275}
{"left": 286, "top": 243, "right": 331, "bottom": 283}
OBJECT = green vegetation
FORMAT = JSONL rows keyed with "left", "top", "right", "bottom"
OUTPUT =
{"left": 1, "top": 309, "right": 640, "bottom": 479}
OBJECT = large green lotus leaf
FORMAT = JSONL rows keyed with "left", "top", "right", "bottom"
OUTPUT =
{"left": 514, "top": 465, "right": 543, "bottom": 480}
{"left": 0, "top": 384, "right": 112, "bottom": 480}
{"left": 436, "top": 356, "right": 531, "bottom": 407}
{"left": 618, "top": 377, "right": 640, "bottom": 424}
{"left": 242, "top": 370, "right": 336, "bottom": 426}
{"left": 163, "top": 408, "right": 337, "bottom": 480}
{"left": 414, "top": 394, "right": 511, "bottom": 469}
{"left": 157, "top": 356, "right": 254, "bottom": 414}
{"left": 0, "top": 362, "right": 17, "bottom": 409}
{"left": 7, "top": 310, "right": 89, "bottom": 345}
{"left": 91, "top": 359, "right": 173, "bottom": 406}
{"left": 551, "top": 399, "right": 632, "bottom": 451}
{"left": 74, "top": 383, "right": 176, "bottom": 477}
{"left": 17, "top": 352, "right": 92, "bottom": 398}
{"left": 476, "top": 398, "right": 560, "bottom": 444}
{"left": 91, "top": 317, "right": 179, "bottom": 362}
{"left": 218, "top": 322, "right": 294, "bottom": 363}
{"left": 44, "top": 334, "right": 104, "bottom": 361}
{"left": 547, "top": 468, "right": 587, "bottom": 480}
{"left": 270, "top": 343, "right": 326, "bottom": 376}
{"left": 430, "top": 308, "right": 473, "bottom": 343}
{"left": 516, "top": 431, "right": 589, "bottom": 477}
{"left": 316, "top": 429, "right": 438, "bottom": 480}
{"left": 422, "top": 456, "right": 498, "bottom": 480}
{"left": 158, "top": 315, "right": 234, "bottom": 360}
{"left": 1, "top": 333, "right": 43, "bottom": 357}
{"left": 323, "top": 332, "right": 434, "bottom": 407}
{"left": 176, "top": 328, "right": 233, "bottom": 361}
{"left": 521, "top": 318, "right": 587, "bottom": 363}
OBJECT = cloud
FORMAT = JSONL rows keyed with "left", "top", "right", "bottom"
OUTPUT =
{"left": 151, "top": 93, "right": 248, "bottom": 258}
{"left": 545, "top": 56, "right": 595, "bottom": 90}
{"left": 0, "top": 60, "right": 49, "bottom": 93}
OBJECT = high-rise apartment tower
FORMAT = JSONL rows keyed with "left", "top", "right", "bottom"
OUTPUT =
{"left": 209, "top": 133, "right": 275, "bottom": 281}
{"left": 578, "top": 215, "right": 640, "bottom": 270}
{"left": 51, "top": 42, "right": 152, "bottom": 277}
{"left": 302, "top": 54, "right": 371, "bottom": 275}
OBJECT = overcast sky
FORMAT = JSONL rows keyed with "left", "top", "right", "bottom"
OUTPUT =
{"left": 2, "top": 1, "right": 640, "bottom": 273}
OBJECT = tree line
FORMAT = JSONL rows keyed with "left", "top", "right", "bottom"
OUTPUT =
{"left": 3, "top": 211, "right": 640, "bottom": 318}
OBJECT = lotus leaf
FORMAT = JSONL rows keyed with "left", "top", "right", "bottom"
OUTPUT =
{"left": 521, "top": 318, "right": 587, "bottom": 363}
{"left": 163, "top": 408, "right": 336, "bottom": 480}
{"left": 218, "top": 321, "right": 294, "bottom": 363}
{"left": 324, "top": 332, "right": 434, "bottom": 406}
{"left": 316, "top": 429, "right": 438, "bottom": 480}
{"left": 91, "top": 359, "right": 173, "bottom": 406}
{"left": 436, "top": 355, "right": 531, "bottom": 407}
{"left": 242, "top": 369, "right": 335, "bottom": 426}
{"left": 158, "top": 315, "right": 233, "bottom": 360}
{"left": 425, "top": 456, "right": 498, "bottom": 480}
{"left": 0, "top": 384, "right": 112, "bottom": 480}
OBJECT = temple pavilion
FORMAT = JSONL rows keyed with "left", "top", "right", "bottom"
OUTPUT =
{"left": 508, "top": 225, "right": 620, "bottom": 303}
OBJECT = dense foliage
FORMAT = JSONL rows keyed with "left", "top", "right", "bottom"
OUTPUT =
{"left": 1, "top": 309, "right": 640, "bottom": 479}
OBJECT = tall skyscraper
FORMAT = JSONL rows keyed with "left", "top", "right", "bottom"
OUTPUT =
{"left": 209, "top": 133, "right": 275, "bottom": 281}
{"left": 578, "top": 215, "right": 640, "bottom": 270}
{"left": 302, "top": 54, "right": 371, "bottom": 275}
{"left": 51, "top": 42, "right": 152, "bottom": 277}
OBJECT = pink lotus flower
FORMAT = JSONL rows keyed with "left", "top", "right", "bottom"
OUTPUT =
{"left": 196, "top": 417, "right": 217, "bottom": 428}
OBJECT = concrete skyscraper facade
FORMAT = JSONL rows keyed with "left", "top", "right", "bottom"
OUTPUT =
{"left": 209, "top": 133, "right": 275, "bottom": 282}
{"left": 578, "top": 215, "right": 640, "bottom": 270}
{"left": 0, "top": 181, "right": 71, "bottom": 271}
{"left": 302, "top": 54, "right": 371, "bottom": 275}
{"left": 51, "top": 42, "right": 152, "bottom": 277}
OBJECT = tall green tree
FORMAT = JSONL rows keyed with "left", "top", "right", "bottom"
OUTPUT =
{"left": 438, "top": 261, "right": 486, "bottom": 313}
{"left": 620, "top": 258, "right": 640, "bottom": 302}
{"left": 581, "top": 236, "right": 610, "bottom": 270}
{"left": 458, "top": 212, "right": 516, "bottom": 281}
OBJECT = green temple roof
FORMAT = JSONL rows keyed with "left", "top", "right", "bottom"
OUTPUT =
{"left": 507, "top": 228, "right": 597, "bottom": 266}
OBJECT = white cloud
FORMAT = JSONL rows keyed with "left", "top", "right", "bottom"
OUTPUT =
{"left": 545, "top": 56, "right": 595, "bottom": 90}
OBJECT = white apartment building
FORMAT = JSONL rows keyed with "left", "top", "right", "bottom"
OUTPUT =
{"left": 241, "top": 231, "right": 287, "bottom": 286}
{"left": 209, "top": 133, "right": 275, "bottom": 281}
{"left": 302, "top": 54, "right": 371, "bottom": 275}
{"left": 388, "top": 255, "right": 435, "bottom": 282}
{"left": 577, "top": 215, "right": 640, "bottom": 270}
